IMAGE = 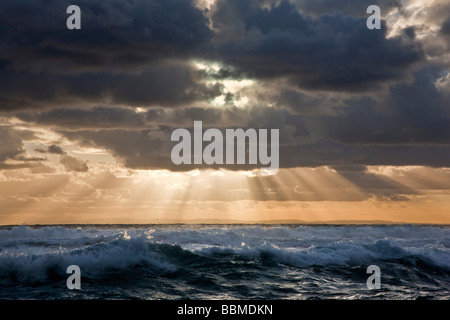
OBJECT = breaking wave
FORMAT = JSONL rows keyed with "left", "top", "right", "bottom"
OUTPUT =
{"left": 0, "top": 224, "right": 449, "bottom": 299}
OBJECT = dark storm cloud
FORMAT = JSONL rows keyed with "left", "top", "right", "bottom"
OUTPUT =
{"left": 0, "top": 62, "right": 223, "bottom": 110}
{"left": 441, "top": 17, "right": 450, "bottom": 35}
{"left": 99, "top": 66, "right": 222, "bottom": 106}
{"left": 278, "top": 141, "right": 450, "bottom": 168}
{"left": 21, "top": 107, "right": 147, "bottom": 129}
{"left": 19, "top": 63, "right": 450, "bottom": 171}
{"left": 321, "top": 68, "right": 450, "bottom": 145}
{"left": 55, "top": 105, "right": 299, "bottom": 171}
{"left": 0, "top": 0, "right": 215, "bottom": 111}
{"left": 18, "top": 104, "right": 294, "bottom": 130}
{"left": 1, "top": 0, "right": 449, "bottom": 173}
{"left": 58, "top": 117, "right": 450, "bottom": 172}
{"left": 273, "top": 90, "right": 331, "bottom": 114}
{"left": 61, "top": 127, "right": 282, "bottom": 171}
{"left": 0, "top": 0, "right": 212, "bottom": 73}
{"left": 211, "top": 0, "right": 423, "bottom": 92}
{"left": 19, "top": 96, "right": 450, "bottom": 172}
{"left": 17, "top": 106, "right": 244, "bottom": 129}
{"left": 0, "top": 0, "right": 427, "bottom": 112}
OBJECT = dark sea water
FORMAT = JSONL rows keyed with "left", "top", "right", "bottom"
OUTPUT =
{"left": 0, "top": 224, "right": 449, "bottom": 300}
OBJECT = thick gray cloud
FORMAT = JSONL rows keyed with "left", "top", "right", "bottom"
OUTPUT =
{"left": 21, "top": 107, "right": 148, "bottom": 130}
{"left": 55, "top": 105, "right": 298, "bottom": 171}
{"left": 13, "top": 65, "right": 450, "bottom": 171}
{"left": 278, "top": 141, "right": 450, "bottom": 168}
{"left": 50, "top": 78, "right": 450, "bottom": 171}
{"left": 272, "top": 89, "right": 333, "bottom": 114}
{"left": 1, "top": 0, "right": 449, "bottom": 173}
{"left": 441, "top": 17, "right": 450, "bottom": 35}
{"left": 211, "top": 0, "right": 423, "bottom": 92}
{"left": 0, "top": 0, "right": 215, "bottom": 110}
{"left": 0, "top": 0, "right": 212, "bottom": 73}
{"left": 17, "top": 106, "right": 247, "bottom": 129}
{"left": 320, "top": 68, "right": 450, "bottom": 146}
{"left": 0, "top": 0, "right": 427, "bottom": 111}
{"left": 0, "top": 62, "right": 223, "bottom": 111}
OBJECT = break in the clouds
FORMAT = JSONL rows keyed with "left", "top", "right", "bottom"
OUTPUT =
{"left": 1, "top": 0, "right": 450, "bottom": 172}
{"left": 0, "top": 0, "right": 428, "bottom": 111}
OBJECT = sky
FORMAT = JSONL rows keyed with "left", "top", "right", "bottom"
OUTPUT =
{"left": 1, "top": 0, "right": 450, "bottom": 225}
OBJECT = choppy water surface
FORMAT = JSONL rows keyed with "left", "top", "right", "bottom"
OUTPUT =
{"left": 0, "top": 224, "right": 449, "bottom": 299}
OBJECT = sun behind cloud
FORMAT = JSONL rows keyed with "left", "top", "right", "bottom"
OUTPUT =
{"left": 0, "top": 0, "right": 449, "bottom": 225}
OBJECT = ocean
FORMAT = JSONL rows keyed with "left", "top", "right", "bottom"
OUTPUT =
{"left": 0, "top": 224, "right": 449, "bottom": 300}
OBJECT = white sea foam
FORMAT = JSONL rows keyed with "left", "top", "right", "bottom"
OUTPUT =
{"left": 0, "top": 225, "right": 449, "bottom": 282}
